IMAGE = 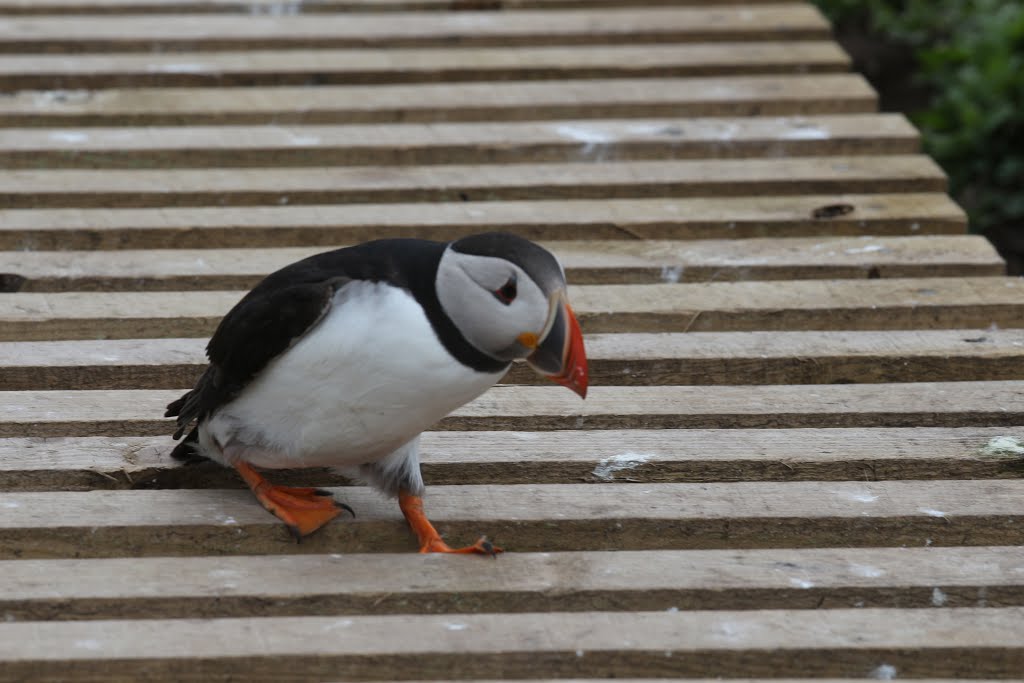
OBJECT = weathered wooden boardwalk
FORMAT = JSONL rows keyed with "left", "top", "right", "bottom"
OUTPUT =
{"left": 0, "top": 1, "right": 1022, "bottom": 681}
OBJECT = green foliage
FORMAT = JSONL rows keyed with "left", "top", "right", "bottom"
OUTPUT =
{"left": 813, "top": 0, "right": 1024, "bottom": 234}
{"left": 811, "top": 0, "right": 874, "bottom": 27}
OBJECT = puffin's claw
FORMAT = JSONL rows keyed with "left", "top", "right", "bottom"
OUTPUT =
{"left": 310, "top": 489, "right": 357, "bottom": 518}
{"left": 477, "top": 537, "right": 499, "bottom": 557}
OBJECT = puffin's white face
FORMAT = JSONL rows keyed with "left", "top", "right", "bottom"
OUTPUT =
{"left": 435, "top": 249, "right": 551, "bottom": 362}
{"left": 434, "top": 233, "right": 588, "bottom": 398}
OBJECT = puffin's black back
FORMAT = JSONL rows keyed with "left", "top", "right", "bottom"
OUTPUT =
{"left": 244, "top": 238, "right": 509, "bottom": 373}
{"left": 246, "top": 238, "right": 443, "bottom": 301}
{"left": 166, "top": 238, "right": 508, "bottom": 455}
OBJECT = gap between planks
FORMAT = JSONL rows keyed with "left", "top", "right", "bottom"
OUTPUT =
{"left": 2, "top": 277, "right": 1021, "bottom": 340}
{"left": 2, "top": 329, "right": 1022, "bottom": 392}
{"left": 1, "top": 480, "right": 1023, "bottom": 556}
{"left": 0, "top": 236, "right": 1002, "bottom": 292}
{"left": 5, "top": 382, "right": 1024, "bottom": 437}
{"left": 0, "top": 74, "right": 877, "bottom": 126}
{"left": 0, "top": 547, "right": 1020, "bottom": 620}
{"left": 0, "top": 6, "right": 831, "bottom": 53}
{"left": 3, "top": 426, "right": 1023, "bottom": 491}
{"left": 0, "top": 194, "right": 968, "bottom": 251}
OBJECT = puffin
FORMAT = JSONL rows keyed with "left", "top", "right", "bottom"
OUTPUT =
{"left": 166, "top": 232, "right": 588, "bottom": 555}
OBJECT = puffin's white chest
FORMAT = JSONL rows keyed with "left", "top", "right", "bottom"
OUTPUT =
{"left": 204, "top": 281, "right": 504, "bottom": 468}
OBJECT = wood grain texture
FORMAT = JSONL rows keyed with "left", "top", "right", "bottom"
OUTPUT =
{"left": 0, "top": 236, "right": 1001, "bottom": 292}
{"left": 3, "top": 277, "right": 1020, "bottom": 340}
{"left": 0, "top": 115, "right": 918, "bottom": 168}
{"left": 0, "top": 547, "right": 1020, "bottom": 620}
{"left": 0, "top": 75, "right": 877, "bottom": 127}
{"left": 2, "top": 608, "right": 1022, "bottom": 680}
{"left": 0, "top": 6, "right": 830, "bottom": 53}
{"left": 0, "top": 155, "right": 947, "bottom": 208}
{"left": 0, "top": 42, "right": 851, "bottom": 90}
{"left": 0, "top": 0, "right": 825, "bottom": 14}
{"left": 0, "top": 0, "right": 1014, "bottom": 679}
{"left": 4, "top": 382, "right": 1024, "bottom": 437}
{"left": 568, "top": 277, "right": 1024, "bottom": 333}
{"left": 3, "top": 426, "right": 1024, "bottom": 491}
{"left": 0, "top": 194, "right": 968, "bottom": 251}
{"left": 1, "top": 480, "right": 1023, "bottom": 557}
{"left": 3, "top": 327, "right": 1023, "bottom": 392}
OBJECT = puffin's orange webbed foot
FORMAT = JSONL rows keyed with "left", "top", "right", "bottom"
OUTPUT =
{"left": 234, "top": 461, "right": 354, "bottom": 540}
{"left": 420, "top": 534, "right": 503, "bottom": 556}
{"left": 257, "top": 485, "right": 352, "bottom": 540}
{"left": 399, "top": 490, "right": 503, "bottom": 557}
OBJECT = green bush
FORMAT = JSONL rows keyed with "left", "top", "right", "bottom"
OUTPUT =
{"left": 813, "top": 0, "right": 1024, "bottom": 236}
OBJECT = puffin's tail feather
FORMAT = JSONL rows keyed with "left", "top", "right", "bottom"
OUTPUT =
{"left": 169, "top": 427, "right": 206, "bottom": 463}
{"left": 166, "top": 389, "right": 197, "bottom": 440}
{"left": 165, "top": 392, "right": 188, "bottom": 418}
{"left": 165, "top": 367, "right": 218, "bottom": 439}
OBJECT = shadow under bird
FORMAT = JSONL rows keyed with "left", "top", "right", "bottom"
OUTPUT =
{"left": 166, "top": 232, "right": 588, "bottom": 554}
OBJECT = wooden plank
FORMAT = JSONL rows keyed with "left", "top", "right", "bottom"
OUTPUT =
{"left": 0, "top": 194, "right": 968, "bottom": 251}
{"left": 0, "top": 236, "right": 1001, "bottom": 292}
{"left": 5, "top": 328, "right": 1023, "bottom": 393}
{"left": 0, "top": 75, "right": 878, "bottom": 126}
{"left": 4, "top": 426, "right": 1024, "bottom": 491}
{"left": 0, "top": 608, "right": 1021, "bottom": 680}
{"left": 1, "top": 547, "right": 1021, "bottom": 620}
{"left": 558, "top": 329, "right": 1024, "bottom": 385}
{"left": 4, "top": 382, "right": 1024, "bottom": 437}
{"left": 0, "top": 0, "right": 818, "bottom": 14}
{"left": 1, "top": 479, "right": 1024, "bottom": 557}
{"left": 0, "top": 2, "right": 1009, "bottom": 680}
{"left": 0, "top": 115, "right": 918, "bottom": 169}
{"left": 0, "top": 42, "right": 852, "bottom": 90}
{"left": 567, "top": 277, "right": 1024, "bottom": 333}
{"left": 0, "top": 156, "right": 947, "bottom": 209}
{"left": 0, "top": 7, "right": 830, "bottom": 53}
{"left": 2, "top": 277, "right": 1020, "bottom": 340}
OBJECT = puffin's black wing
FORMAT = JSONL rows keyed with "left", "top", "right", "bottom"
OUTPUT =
{"left": 164, "top": 239, "right": 451, "bottom": 452}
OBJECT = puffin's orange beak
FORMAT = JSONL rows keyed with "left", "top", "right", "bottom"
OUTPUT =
{"left": 525, "top": 292, "right": 588, "bottom": 399}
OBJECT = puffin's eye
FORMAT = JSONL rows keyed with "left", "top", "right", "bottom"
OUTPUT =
{"left": 494, "top": 275, "right": 517, "bottom": 305}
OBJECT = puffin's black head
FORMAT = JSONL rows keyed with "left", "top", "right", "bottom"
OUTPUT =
{"left": 436, "top": 232, "right": 588, "bottom": 398}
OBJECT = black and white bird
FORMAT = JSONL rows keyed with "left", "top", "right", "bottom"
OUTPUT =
{"left": 166, "top": 233, "right": 588, "bottom": 555}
